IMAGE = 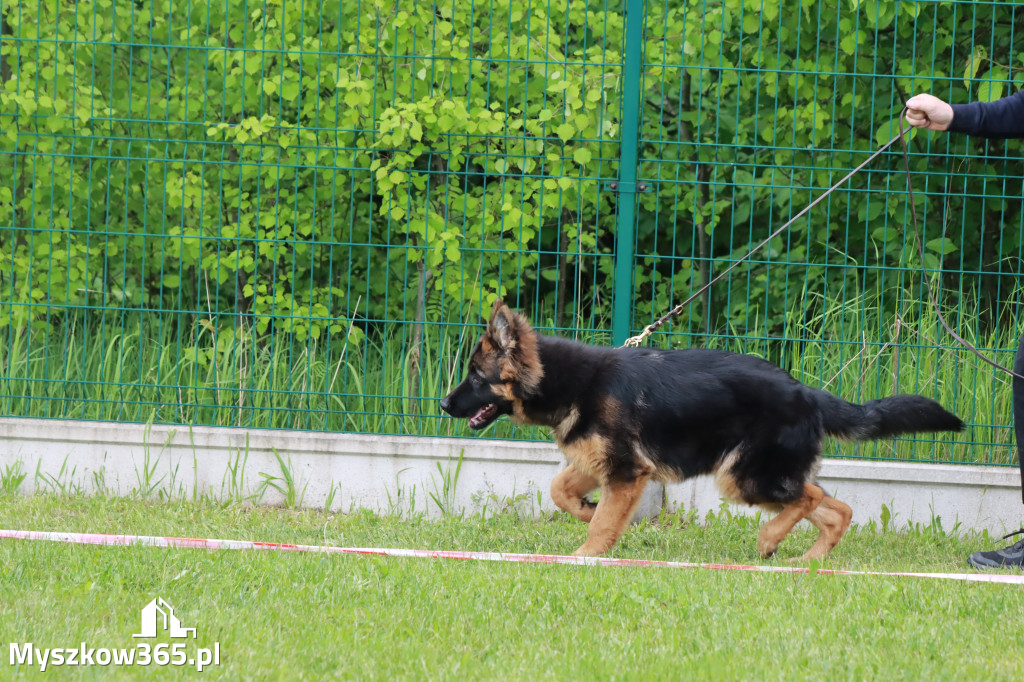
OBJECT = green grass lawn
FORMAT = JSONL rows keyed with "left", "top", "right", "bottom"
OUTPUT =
{"left": 1, "top": 494, "right": 1023, "bottom": 680}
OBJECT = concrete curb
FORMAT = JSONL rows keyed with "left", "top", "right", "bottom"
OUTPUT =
{"left": 0, "top": 417, "right": 1019, "bottom": 533}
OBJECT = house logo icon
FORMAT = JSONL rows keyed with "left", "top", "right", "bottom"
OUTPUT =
{"left": 132, "top": 597, "right": 197, "bottom": 639}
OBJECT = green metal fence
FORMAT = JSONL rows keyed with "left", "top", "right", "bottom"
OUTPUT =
{"left": 0, "top": 0, "right": 1022, "bottom": 465}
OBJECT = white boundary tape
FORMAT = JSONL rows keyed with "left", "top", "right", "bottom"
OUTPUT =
{"left": 1, "top": 529, "right": 1021, "bottom": 585}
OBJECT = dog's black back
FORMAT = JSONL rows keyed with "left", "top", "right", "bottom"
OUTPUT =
{"left": 535, "top": 337, "right": 961, "bottom": 503}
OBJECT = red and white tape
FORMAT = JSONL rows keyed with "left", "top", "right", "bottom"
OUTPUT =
{"left": 1, "top": 528, "right": 1021, "bottom": 585}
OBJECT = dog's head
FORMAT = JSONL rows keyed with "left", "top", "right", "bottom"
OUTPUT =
{"left": 440, "top": 301, "right": 543, "bottom": 430}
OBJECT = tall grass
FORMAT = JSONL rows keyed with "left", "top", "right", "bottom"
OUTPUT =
{"left": 0, "top": 286, "right": 1018, "bottom": 466}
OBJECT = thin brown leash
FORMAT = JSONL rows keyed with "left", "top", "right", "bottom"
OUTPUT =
{"left": 623, "top": 108, "right": 1024, "bottom": 383}
{"left": 895, "top": 109, "right": 1024, "bottom": 381}
{"left": 622, "top": 132, "right": 909, "bottom": 347}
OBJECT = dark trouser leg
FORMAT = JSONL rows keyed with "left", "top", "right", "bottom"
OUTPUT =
{"left": 965, "top": 334, "right": 1024, "bottom": 567}
{"left": 1015, "top": 332, "right": 1024, "bottom": 503}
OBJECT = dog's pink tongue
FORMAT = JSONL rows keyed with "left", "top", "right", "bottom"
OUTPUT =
{"left": 468, "top": 404, "right": 496, "bottom": 428}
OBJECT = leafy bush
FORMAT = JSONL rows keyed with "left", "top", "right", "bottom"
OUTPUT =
{"left": 0, "top": 0, "right": 1021, "bottom": 348}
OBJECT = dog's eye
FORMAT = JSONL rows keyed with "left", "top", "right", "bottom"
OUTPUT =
{"left": 470, "top": 374, "right": 483, "bottom": 387}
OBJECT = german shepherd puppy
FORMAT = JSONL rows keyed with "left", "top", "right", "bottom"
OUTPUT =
{"left": 441, "top": 302, "right": 964, "bottom": 560}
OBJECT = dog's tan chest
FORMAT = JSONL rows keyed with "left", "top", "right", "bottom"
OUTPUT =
{"left": 557, "top": 433, "right": 612, "bottom": 479}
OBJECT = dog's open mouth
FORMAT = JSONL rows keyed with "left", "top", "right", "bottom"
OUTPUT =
{"left": 468, "top": 403, "right": 498, "bottom": 430}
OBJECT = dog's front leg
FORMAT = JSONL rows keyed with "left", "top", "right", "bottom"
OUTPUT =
{"left": 572, "top": 474, "right": 652, "bottom": 557}
{"left": 550, "top": 464, "right": 599, "bottom": 523}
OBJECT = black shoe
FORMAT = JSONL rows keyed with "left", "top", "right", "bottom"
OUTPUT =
{"left": 968, "top": 529, "right": 1024, "bottom": 569}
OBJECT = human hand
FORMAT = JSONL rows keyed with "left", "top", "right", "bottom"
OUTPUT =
{"left": 905, "top": 94, "right": 954, "bottom": 131}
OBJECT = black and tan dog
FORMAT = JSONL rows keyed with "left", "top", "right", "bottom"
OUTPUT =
{"left": 440, "top": 301, "right": 964, "bottom": 560}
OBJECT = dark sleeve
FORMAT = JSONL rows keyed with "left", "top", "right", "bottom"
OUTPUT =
{"left": 949, "top": 89, "right": 1024, "bottom": 138}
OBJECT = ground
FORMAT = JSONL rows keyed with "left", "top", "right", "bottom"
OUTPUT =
{"left": 0, "top": 495, "right": 1022, "bottom": 680}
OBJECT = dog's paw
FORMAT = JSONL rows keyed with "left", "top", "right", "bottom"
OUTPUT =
{"left": 756, "top": 539, "right": 779, "bottom": 558}
{"left": 572, "top": 545, "right": 602, "bottom": 557}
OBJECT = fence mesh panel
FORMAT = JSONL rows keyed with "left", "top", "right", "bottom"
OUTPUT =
{"left": 0, "top": 0, "right": 1021, "bottom": 464}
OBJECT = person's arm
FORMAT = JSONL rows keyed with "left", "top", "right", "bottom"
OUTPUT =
{"left": 906, "top": 90, "right": 1024, "bottom": 139}
{"left": 948, "top": 89, "right": 1024, "bottom": 139}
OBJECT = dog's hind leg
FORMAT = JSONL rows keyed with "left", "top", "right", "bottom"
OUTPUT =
{"left": 756, "top": 482, "right": 824, "bottom": 558}
{"left": 550, "top": 464, "right": 599, "bottom": 523}
{"left": 798, "top": 494, "right": 853, "bottom": 561}
{"left": 572, "top": 473, "right": 652, "bottom": 557}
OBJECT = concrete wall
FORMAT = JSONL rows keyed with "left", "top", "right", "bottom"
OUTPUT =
{"left": 0, "top": 417, "right": 1020, "bottom": 534}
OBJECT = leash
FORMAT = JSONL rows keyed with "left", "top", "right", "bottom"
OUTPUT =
{"left": 895, "top": 113, "right": 1024, "bottom": 381}
{"left": 622, "top": 132, "right": 909, "bottom": 347}
{"left": 2, "top": 528, "right": 1023, "bottom": 585}
{"left": 624, "top": 109, "right": 1024, "bottom": 384}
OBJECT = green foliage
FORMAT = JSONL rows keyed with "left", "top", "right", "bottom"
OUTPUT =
{"left": 631, "top": 0, "right": 1023, "bottom": 335}
{"left": 2, "top": 0, "right": 1021, "bottom": 335}
{"left": 0, "top": 0, "right": 627, "bottom": 336}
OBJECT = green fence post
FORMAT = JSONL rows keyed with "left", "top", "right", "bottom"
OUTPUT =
{"left": 611, "top": 0, "right": 647, "bottom": 346}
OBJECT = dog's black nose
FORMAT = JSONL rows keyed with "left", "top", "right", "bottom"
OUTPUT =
{"left": 439, "top": 396, "right": 451, "bottom": 414}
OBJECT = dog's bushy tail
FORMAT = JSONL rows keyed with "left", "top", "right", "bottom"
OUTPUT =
{"left": 818, "top": 393, "right": 964, "bottom": 440}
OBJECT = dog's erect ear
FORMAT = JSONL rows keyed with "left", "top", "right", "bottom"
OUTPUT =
{"left": 487, "top": 300, "right": 517, "bottom": 353}
{"left": 484, "top": 299, "right": 544, "bottom": 395}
